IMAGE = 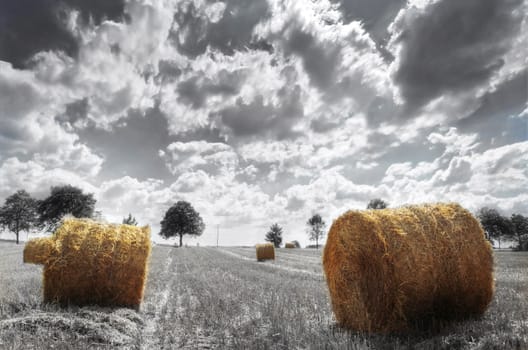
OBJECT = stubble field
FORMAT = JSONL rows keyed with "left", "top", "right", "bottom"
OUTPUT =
{"left": 0, "top": 242, "right": 527, "bottom": 349}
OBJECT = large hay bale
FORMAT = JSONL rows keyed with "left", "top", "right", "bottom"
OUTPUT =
{"left": 323, "top": 203, "right": 494, "bottom": 333}
{"left": 256, "top": 243, "right": 275, "bottom": 261}
{"left": 23, "top": 218, "right": 151, "bottom": 308}
{"left": 285, "top": 242, "right": 296, "bottom": 248}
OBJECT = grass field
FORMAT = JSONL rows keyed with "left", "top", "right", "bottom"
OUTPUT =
{"left": 0, "top": 242, "right": 527, "bottom": 349}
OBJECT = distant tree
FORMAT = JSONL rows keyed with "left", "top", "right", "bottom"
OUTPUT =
{"left": 477, "top": 207, "right": 513, "bottom": 249}
{"left": 160, "top": 201, "right": 204, "bottom": 247}
{"left": 38, "top": 185, "right": 96, "bottom": 232}
{"left": 265, "top": 223, "right": 283, "bottom": 248}
{"left": 511, "top": 214, "right": 528, "bottom": 251}
{"left": 0, "top": 190, "right": 38, "bottom": 244}
{"left": 367, "top": 198, "right": 388, "bottom": 210}
{"left": 292, "top": 240, "right": 301, "bottom": 248}
{"left": 123, "top": 213, "right": 138, "bottom": 226}
{"left": 307, "top": 214, "right": 326, "bottom": 249}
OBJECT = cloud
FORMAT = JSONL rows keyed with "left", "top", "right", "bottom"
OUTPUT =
{"left": 176, "top": 69, "right": 244, "bottom": 109}
{"left": 382, "top": 128, "right": 528, "bottom": 214}
{"left": 170, "top": 0, "right": 271, "bottom": 58}
{"left": 389, "top": 0, "right": 525, "bottom": 109}
{"left": 0, "top": 0, "right": 127, "bottom": 69}
{"left": 216, "top": 87, "right": 303, "bottom": 139}
{"left": 0, "top": 62, "right": 104, "bottom": 176}
{"left": 161, "top": 141, "right": 239, "bottom": 176}
{"left": 0, "top": 158, "right": 98, "bottom": 201}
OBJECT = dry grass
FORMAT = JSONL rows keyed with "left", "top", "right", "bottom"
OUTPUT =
{"left": 323, "top": 203, "right": 494, "bottom": 332}
{"left": 0, "top": 241, "right": 526, "bottom": 349}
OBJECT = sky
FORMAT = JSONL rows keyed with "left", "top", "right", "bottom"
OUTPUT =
{"left": 0, "top": 0, "right": 527, "bottom": 246}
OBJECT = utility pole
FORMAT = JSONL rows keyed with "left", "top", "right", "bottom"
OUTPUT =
{"left": 216, "top": 224, "right": 219, "bottom": 248}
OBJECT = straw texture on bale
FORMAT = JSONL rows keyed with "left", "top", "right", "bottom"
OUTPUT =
{"left": 323, "top": 203, "right": 494, "bottom": 333}
{"left": 256, "top": 243, "right": 275, "bottom": 261}
{"left": 23, "top": 218, "right": 151, "bottom": 308}
{"left": 285, "top": 242, "right": 296, "bottom": 248}
{"left": 24, "top": 237, "right": 57, "bottom": 265}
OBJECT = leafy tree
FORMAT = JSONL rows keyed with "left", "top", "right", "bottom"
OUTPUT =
{"left": 0, "top": 190, "right": 38, "bottom": 244}
{"left": 160, "top": 201, "right": 204, "bottom": 247}
{"left": 477, "top": 207, "right": 513, "bottom": 249}
{"left": 292, "top": 240, "right": 301, "bottom": 248}
{"left": 511, "top": 214, "right": 528, "bottom": 251}
{"left": 307, "top": 214, "right": 326, "bottom": 249}
{"left": 367, "top": 198, "right": 388, "bottom": 209}
{"left": 38, "top": 185, "right": 96, "bottom": 232}
{"left": 123, "top": 213, "right": 138, "bottom": 226}
{"left": 265, "top": 223, "right": 283, "bottom": 248}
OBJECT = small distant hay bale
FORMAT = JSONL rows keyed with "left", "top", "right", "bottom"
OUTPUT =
{"left": 323, "top": 203, "right": 494, "bottom": 333}
{"left": 23, "top": 218, "right": 151, "bottom": 308}
{"left": 285, "top": 242, "right": 296, "bottom": 248}
{"left": 256, "top": 243, "right": 275, "bottom": 261}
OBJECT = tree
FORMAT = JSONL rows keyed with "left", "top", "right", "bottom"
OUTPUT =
{"left": 477, "top": 207, "right": 513, "bottom": 249}
{"left": 38, "top": 185, "right": 96, "bottom": 232}
{"left": 292, "top": 240, "right": 301, "bottom": 248}
{"left": 307, "top": 214, "right": 326, "bottom": 249}
{"left": 160, "top": 201, "right": 204, "bottom": 247}
{"left": 265, "top": 223, "right": 283, "bottom": 248}
{"left": 367, "top": 198, "right": 388, "bottom": 210}
{"left": 511, "top": 214, "right": 528, "bottom": 251}
{"left": 123, "top": 213, "right": 138, "bottom": 226}
{"left": 0, "top": 190, "right": 38, "bottom": 244}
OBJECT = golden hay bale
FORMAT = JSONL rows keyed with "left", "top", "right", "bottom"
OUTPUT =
{"left": 23, "top": 237, "right": 58, "bottom": 264}
{"left": 23, "top": 218, "right": 151, "bottom": 308}
{"left": 285, "top": 242, "right": 296, "bottom": 248}
{"left": 323, "top": 203, "right": 494, "bottom": 333}
{"left": 256, "top": 243, "right": 275, "bottom": 261}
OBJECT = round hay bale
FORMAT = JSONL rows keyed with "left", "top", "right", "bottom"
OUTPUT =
{"left": 285, "top": 242, "right": 296, "bottom": 248}
{"left": 322, "top": 203, "right": 494, "bottom": 333}
{"left": 23, "top": 218, "right": 151, "bottom": 308}
{"left": 256, "top": 243, "right": 275, "bottom": 261}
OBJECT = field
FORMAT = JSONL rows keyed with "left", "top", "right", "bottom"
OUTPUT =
{"left": 0, "top": 242, "right": 527, "bottom": 349}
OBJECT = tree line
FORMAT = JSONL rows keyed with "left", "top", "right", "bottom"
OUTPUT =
{"left": 1, "top": 187, "right": 526, "bottom": 251}
{"left": 0, "top": 185, "right": 204, "bottom": 247}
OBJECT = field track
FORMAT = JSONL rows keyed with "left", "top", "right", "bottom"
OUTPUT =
{"left": 1, "top": 242, "right": 527, "bottom": 349}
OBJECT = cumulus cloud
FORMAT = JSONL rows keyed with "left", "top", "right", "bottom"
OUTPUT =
{"left": 0, "top": 0, "right": 127, "bottom": 69}
{"left": 161, "top": 141, "right": 239, "bottom": 176}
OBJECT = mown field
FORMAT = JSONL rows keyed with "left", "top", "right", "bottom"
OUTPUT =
{"left": 0, "top": 242, "right": 527, "bottom": 349}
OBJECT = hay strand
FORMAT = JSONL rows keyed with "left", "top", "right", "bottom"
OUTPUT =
{"left": 256, "top": 243, "right": 275, "bottom": 261}
{"left": 24, "top": 218, "right": 151, "bottom": 308}
{"left": 322, "top": 203, "right": 494, "bottom": 333}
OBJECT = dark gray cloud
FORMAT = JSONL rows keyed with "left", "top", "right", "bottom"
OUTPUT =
{"left": 457, "top": 70, "right": 528, "bottom": 148}
{"left": 78, "top": 106, "right": 175, "bottom": 182}
{"left": 283, "top": 29, "right": 341, "bottom": 90}
{"left": 217, "top": 85, "right": 303, "bottom": 139}
{"left": 56, "top": 98, "right": 90, "bottom": 127}
{"left": 0, "top": 0, "right": 127, "bottom": 69}
{"left": 170, "top": 0, "right": 271, "bottom": 58}
{"left": 330, "top": 0, "right": 405, "bottom": 57}
{"left": 177, "top": 69, "right": 243, "bottom": 109}
{"left": 391, "top": 0, "right": 524, "bottom": 109}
